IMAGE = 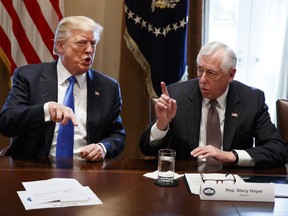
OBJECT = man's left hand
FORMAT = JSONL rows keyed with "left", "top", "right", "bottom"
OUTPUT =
{"left": 79, "top": 143, "right": 105, "bottom": 161}
{"left": 191, "top": 145, "right": 236, "bottom": 163}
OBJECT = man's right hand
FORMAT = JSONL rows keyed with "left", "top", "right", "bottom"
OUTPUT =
{"left": 48, "top": 102, "right": 78, "bottom": 126}
{"left": 155, "top": 82, "right": 177, "bottom": 131}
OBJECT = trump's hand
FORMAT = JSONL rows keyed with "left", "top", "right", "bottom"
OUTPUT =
{"left": 80, "top": 144, "right": 106, "bottom": 161}
{"left": 48, "top": 102, "right": 78, "bottom": 126}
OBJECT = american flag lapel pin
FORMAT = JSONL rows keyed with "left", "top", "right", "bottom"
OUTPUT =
{"left": 95, "top": 91, "right": 100, "bottom": 96}
{"left": 231, "top": 112, "right": 238, "bottom": 117}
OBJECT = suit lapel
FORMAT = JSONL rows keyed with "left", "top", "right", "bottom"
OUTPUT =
{"left": 223, "top": 82, "right": 242, "bottom": 151}
{"left": 39, "top": 63, "right": 58, "bottom": 103}
{"left": 39, "top": 62, "right": 58, "bottom": 155}
{"left": 186, "top": 84, "right": 202, "bottom": 150}
{"left": 86, "top": 70, "right": 102, "bottom": 143}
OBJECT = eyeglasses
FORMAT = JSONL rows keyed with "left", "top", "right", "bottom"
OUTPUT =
{"left": 200, "top": 173, "right": 236, "bottom": 184}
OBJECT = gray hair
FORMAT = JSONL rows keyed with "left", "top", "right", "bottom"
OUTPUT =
{"left": 53, "top": 16, "right": 103, "bottom": 55}
{"left": 196, "top": 41, "right": 237, "bottom": 73}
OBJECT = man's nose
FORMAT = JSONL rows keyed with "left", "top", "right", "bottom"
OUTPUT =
{"left": 85, "top": 43, "right": 94, "bottom": 53}
{"left": 199, "top": 72, "right": 208, "bottom": 83}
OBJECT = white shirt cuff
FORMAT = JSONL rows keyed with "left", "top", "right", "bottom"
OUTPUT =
{"left": 97, "top": 143, "right": 107, "bottom": 157}
{"left": 150, "top": 123, "right": 168, "bottom": 142}
{"left": 43, "top": 102, "right": 51, "bottom": 122}
{"left": 235, "top": 150, "right": 255, "bottom": 167}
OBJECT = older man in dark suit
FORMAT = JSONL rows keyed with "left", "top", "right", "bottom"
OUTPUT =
{"left": 140, "top": 41, "right": 288, "bottom": 168}
{"left": 0, "top": 16, "right": 125, "bottom": 161}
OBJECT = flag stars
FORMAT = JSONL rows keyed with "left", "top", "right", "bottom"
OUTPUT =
{"left": 165, "top": 24, "right": 172, "bottom": 33}
{"left": 148, "top": 24, "right": 153, "bottom": 32}
{"left": 124, "top": 5, "right": 128, "bottom": 13}
{"left": 162, "top": 29, "right": 167, "bottom": 37}
{"left": 134, "top": 16, "right": 141, "bottom": 24}
{"left": 173, "top": 22, "right": 179, "bottom": 31}
{"left": 180, "top": 18, "right": 187, "bottom": 28}
{"left": 127, "top": 10, "right": 134, "bottom": 19}
{"left": 154, "top": 27, "right": 161, "bottom": 37}
{"left": 141, "top": 20, "right": 147, "bottom": 28}
{"left": 125, "top": 6, "right": 188, "bottom": 37}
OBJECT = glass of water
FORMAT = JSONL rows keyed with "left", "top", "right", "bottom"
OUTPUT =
{"left": 157, "top": 149, "right": 176, "bottom": 185}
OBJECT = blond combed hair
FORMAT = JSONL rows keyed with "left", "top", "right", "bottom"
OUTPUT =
{"left": 53, "top": 16, "right": 103, "bottom": 55}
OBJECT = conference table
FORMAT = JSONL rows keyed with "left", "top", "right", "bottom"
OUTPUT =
{"left": 0, "top": 156, "right": 287, "bottom": 216}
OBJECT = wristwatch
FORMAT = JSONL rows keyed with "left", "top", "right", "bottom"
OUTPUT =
{"left": 231, "top": 150, "right": 239, "bottom": 164}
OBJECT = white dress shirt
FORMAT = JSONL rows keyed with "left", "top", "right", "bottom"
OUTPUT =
{"left": 150, "top": 86, "right": 255, "bottom": 166}
{"left": 43, "top": 60, "right": 106, "bottom": 159}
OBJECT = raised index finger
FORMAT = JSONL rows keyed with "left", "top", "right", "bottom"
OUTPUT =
{"left": 160, "top": 82, "right": 169, "bottom": 97}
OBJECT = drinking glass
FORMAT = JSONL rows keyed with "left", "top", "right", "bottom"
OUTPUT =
{"left": 157, "top": 149, "right": 176, "bottom": 184}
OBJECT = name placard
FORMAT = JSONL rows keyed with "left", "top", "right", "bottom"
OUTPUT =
{"left": 199, "top": 182, "right": 274, "bottom": 202}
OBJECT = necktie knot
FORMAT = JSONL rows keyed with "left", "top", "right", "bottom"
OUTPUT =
{"left": 62, "top": 76, "right": 76, "bottom": 110}
{"left": 209, "top": 99, "right": 218, "bottom": 108}
{"left": 68, "top": 76, "right": 76, "bottom": 85}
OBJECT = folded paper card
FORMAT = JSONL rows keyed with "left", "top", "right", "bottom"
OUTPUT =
{"left": 184, "top": 173, "right": 245, "bottom": 194}
{"left": 199, "top": 182, "right": 275, "bottom": 202}
{"left": 185, "top": 173, "right": 276, "bottom": 202}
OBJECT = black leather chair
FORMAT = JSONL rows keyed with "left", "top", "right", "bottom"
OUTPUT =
{"left": 276, "top": 99, "right": 288, "bottom": 144}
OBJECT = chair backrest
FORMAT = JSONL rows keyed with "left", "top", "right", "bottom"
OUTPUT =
{"left": 276, "top": 99, "right": 288, "bottom": 143}
{"left": 0, "top": 146, "right": 9, "bottom": 156}
{"left": 149, "top": 98, "right": 158, "bottom": 124}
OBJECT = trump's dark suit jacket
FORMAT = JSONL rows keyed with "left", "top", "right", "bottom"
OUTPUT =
{"left": 140, "top": 79, "right": 288, "bottom": 168}
{"left": 0, "top": 61, "right": 125, "bottom": 158}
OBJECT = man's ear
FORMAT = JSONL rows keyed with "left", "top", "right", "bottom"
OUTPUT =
{"left": 229, "top": 68, "right": 236, "bottom": 79}
{"left": 56, "top": 41, "right": 64, "bottom": 54}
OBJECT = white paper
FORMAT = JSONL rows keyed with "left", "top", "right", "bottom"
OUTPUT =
{"left": 22, "top": 178, "right": 83, "bottom": 191}
{"left": 22, "top": 178, "right": 86, "bottom": 204}
{"left": 199, "top": 182, "right": 275, "bottom": 202}
{"left": 18, "top": 186, "right": 102, "bottom": 210}
{"left": 184, "top": 173, "right": 245, "bottom": 195}
{"left": 18, "top": 178, "right": 103, "bottom": 210}
{"left": 273, "top": 183, "right": 288, "bottom": 198}
{"left": 143, "top": 170, "right": 183, "bottom": 180}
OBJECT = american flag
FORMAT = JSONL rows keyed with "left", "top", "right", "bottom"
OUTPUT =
{"left": 0, "top": 0, "right": 64, "bottom": 75}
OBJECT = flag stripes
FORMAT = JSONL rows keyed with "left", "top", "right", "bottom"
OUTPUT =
{"left": 23, "top": 0, "right": 55, "bottom": 58}
{"left": 0, "top": 26, "right": 16, "bottom": 71}
{"left": 0, "top": 0, "right": 64, "bottom": 75}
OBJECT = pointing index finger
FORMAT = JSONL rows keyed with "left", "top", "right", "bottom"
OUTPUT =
{"left": 160, "top": 82, "right": 169, "bottom": 97}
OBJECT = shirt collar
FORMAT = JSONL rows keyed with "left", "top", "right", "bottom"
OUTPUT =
{"left": 203, "top": 86, "right": 229, "bottom": 109}
{"left": 57, "top": 60, "right": 86, "bottom": 88}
